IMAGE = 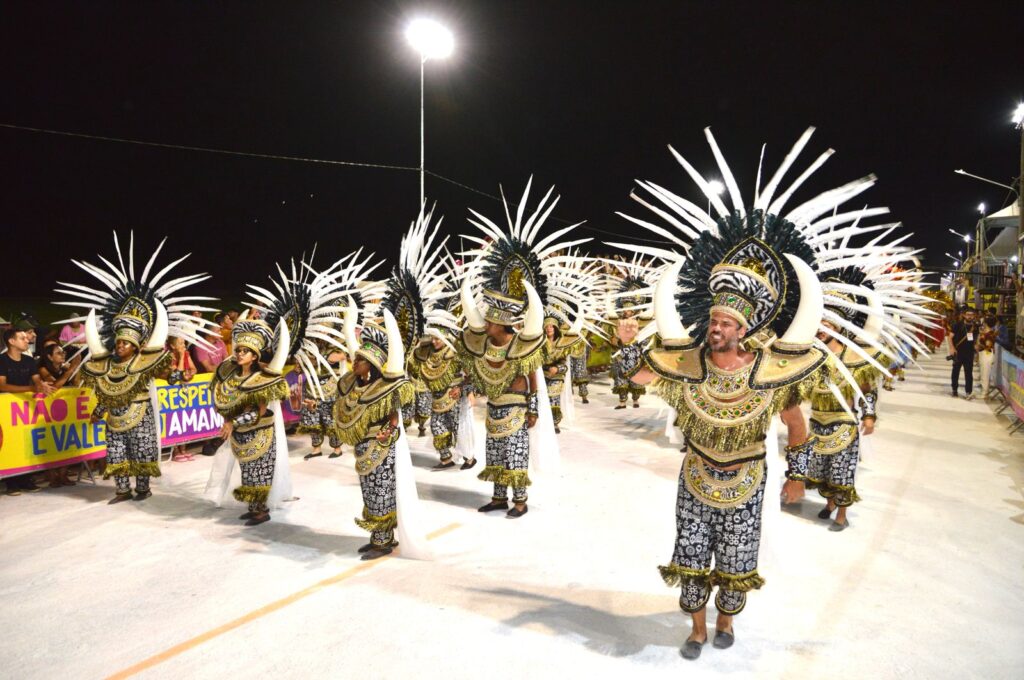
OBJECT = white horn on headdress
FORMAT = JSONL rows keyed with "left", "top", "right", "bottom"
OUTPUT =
{"left": 522, "top": 281, "right": 543, "bottom": 339}
{"left": 84, "top": 308, "right": 109, "bottom": 358}
{"left": 144, "top": 301, "right": 169, "bottom": 351}
{"left": 860, "top": 288, "right": 884, "bottom": 346}
{"left": 568, "top": 304, "right": 584, "bottom": 336}
{"left": 460, "top": 276, "right": 485, "bottom": 330}
{"left": 344, "top": 295, "right": 360, "bottom": 358}
{"left": 654, "top": 260, "right": 690, "bottom": 342}
{"left": 268, "top": 320, "right": 290, "bottom": 374}
{"left": 382, "top": 309, "right": 405, "bottom": 377}
{"left": 778, "top": 254, "right": 823, "bottom": 345}
{"left": 237, "top": 309, "right": 249, "bottom": 322}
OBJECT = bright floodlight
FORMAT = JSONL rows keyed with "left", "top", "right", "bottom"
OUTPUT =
{"left": 707, "top": 180, "right": 725, "bottom": 195}
{"left": 1012, "top": 103, "right": 1024, "bottom": 127}
{"left": 963, "top": 234, "right": 971, "bottom": 242}
{"left": 977, "top": 202, "right": 986, "bottom": 214}
{"left": 406, "top": 19, "right": 454, "bottom": 60}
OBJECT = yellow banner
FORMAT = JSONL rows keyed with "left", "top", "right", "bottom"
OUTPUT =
{"left": 0, "top": 387, "right": 106, "bottom": 477}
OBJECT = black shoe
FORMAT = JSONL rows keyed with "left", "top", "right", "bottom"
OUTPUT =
{"left": 478, "top": 500, "right": 509, "bottom": 513}
{"left": 713, "top": 630, "right": 735, "bottom": 649}
{"left": 632, "top": 402, "right": 640, "bottom": 408}
{"left": 506, "top": 505, "right": 529, "bottom": 518}
{"left": 432, "top": 461, "right": 456, "bottom": 470}
{"left": 108, "top": 492, "right": 133, "bottom": 505}
{"left": 554, "top": 427, "right": 561, "bottom": 434}
{"left": 361, "top": 546, "right": 393, "bottom": 561}
{"left": 245, "top": 512, "right": 271, "bottom": 526}
{"left": 615, "top": 404, "right": 627, "bottom": 410}
{"left": 817, "top": 506, "right": 834, "bottom": 519}
{"left": 132, "top": 490, "right": 152, "bottom": 501}
{"left": 418, "top": 426, "right": 427, "bottom": 437}
{"left": 680, "top": 639, "right": 706, "bottom": 660}
{"left": 328, "top": 451, "right": 342, "bottom": 459}
{"left": 239, "top": 511, "right": 256, "bottom": 520}
{"left": 357, "top": 542, "right": 375, "bottom": 553}
{"left": 303, "top": 452, "right": 323, "bottom": 461}
{"left": 581, "top": 398, "right": 589, "bottom": 404}
{"left": 23, "top": 482, "right": 42, "bottom": 493}
{"left": 460, "top": 458, "right": 477, "bottom": 470}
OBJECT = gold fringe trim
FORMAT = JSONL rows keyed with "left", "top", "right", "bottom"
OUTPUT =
{"left": 658, "top": 564, "right": 711, "bottom": 587}
{"left": 217, "top": 380, "right": 290, "bottom": 420}
{"left": 817, "top": 483, "right": 861, "bottom": 505}
{"left": 296, "top": 424, "right": 326, "bottom": 435}
{"left": 335, "top": 381, "right": 416, "bottom": 446}
{"left": 416, "top": 359, "right": 461, "bottom": 394}
{"left": 103, "top": 460, "right": 162, "bottom": 479}
{"left": 710, "top": 569, "right": 765, "bottom": 592}
{"left": 354, "top": 508, "right": 397, "bottom": 533}
{"left": 477, "top": 466, "right": 532, "bottom": 488}
{"left": 658, "top": 372, "right": 816, "bottom": 453}
{"left": 460, "top": 345, "right": 544, "bottom": 400}
{"left": 233, "top": 484, "right": 270, "bottom": 504}
{"left": 612, "top": 384, "right": 632, "bottom": 396}
{"left": 433, "top": 431, "right": 453, "bottom": 451}
{"left": 551, "top": 406, "right": 562, "bottom": 423}
{"left": 82, "top": 354, "right": 172, "bottom": 409}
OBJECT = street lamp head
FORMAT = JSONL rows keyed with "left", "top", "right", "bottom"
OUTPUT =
{"left": 963, "top": 234, "right": 971, "bottom": 242}
{"left": 406, "top": 18, "right": 454, "bottom": 60}
{"left": 977, "top": 202, "right": 986, "bottom": 214}
{"left": 707, "top": 180, "right": 725, "bottom": 195}
{"left": 1012, "top": 103, "right": 1024, "bottom": 128}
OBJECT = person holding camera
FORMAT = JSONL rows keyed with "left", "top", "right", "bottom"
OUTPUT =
{"left": 947, "top": 307, "right": 979, "bottom": 399}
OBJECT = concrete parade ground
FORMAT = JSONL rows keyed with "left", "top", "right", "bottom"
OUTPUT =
{"left": 1, "top": 352, "right": 1022, "bottom": 679}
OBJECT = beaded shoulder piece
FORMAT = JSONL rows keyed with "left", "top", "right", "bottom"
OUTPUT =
{"left": 811, "top": 346, "right": 883, "bottom": 413}
{"left": 412, "top": 344, "right": 461, "bottom": 393}
{"left": 333, "top": 373, "right": 415, "bottom": 445}
{"left": 210, "top": 359, "right": 289, "bottom": 419}
{"left": 80, "top": 350, "right": 171, "bottom": 408}
{"left": 459, "top": 329, "right": 544, "bottom": 399}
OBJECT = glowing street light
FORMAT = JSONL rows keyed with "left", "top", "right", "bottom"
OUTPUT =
{"left": 948, "top": 228, "right": 971, "bottom": 242}
{"left": 1013, "top": 103, "right": 1024, "bottom": 128}
{"left": 405, "top": 18, "right": 454, "bottom": 207}
{"left": 977, "top": 202, "right": 986, "bottom": 215}
{"left": 706, "top": 179, "right": 725, "bottom": 215}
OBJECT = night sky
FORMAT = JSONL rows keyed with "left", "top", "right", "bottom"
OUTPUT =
{"left": 3, "top": 1, "right": 1022, "bottom": 307}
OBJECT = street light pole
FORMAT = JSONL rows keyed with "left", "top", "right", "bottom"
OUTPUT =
{"left": 405, "top": 18, "right": 454, "bottom": 211}
{"left": 419, "top": 56, "right": 425, "bottom": 208}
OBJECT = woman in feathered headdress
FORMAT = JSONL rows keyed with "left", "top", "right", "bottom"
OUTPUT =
{"left": 55, "top": 233, "right": 216, "bottom": 503}
{"left": 205, "top": 251, "right": 366, "bottom": 525}
{"left": 388, "top": 207, "right": 470, "bottom": 470}
{"left": 458, "top": 178, "right": 592, "bottom": 517}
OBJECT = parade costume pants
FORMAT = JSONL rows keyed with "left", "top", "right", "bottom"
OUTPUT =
{"left": 480, "top": 401, "right": 530, "bottom": 503}
{"left": 430, "top": 397, "right": 461, "bottom": 463}
{"left": 571, "top": 354, "right": 589, "bottom": 399}
{"left": 547, "top": 378, "right": 564, "bottom": 427}
{"left": 661, "top": 457, "right": 766, "bottom": 616}
{"left": 403, "top": 391, "right": 432, "bottom": 429}
{"left": 103, "top": 402, "right": 161, "bottom": 495}
{"left": 355, "top": 443, "right": 398, "bottom": 547}
{"left": 232, "top": 426, "right": 277, "bottom": 513}
{"left": 806, "top": 422, "right": 861, "bottom": 507}
{"left": 298, "top": 399, "right": 341, "bottom": 450}
{"left": 978, "top": 350, "right": 994, "bottom": 396}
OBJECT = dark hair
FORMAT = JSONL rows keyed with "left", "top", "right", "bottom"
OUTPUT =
{"left": 214, "top": 312, "right": 229, "bottom": 324}
{"left": 39, "top": 344, "right": 65, "bottom": 378}
{"left": 3, "top": 328, "right": 18, "bottom": 347}
{"left": 367, "top": 363, "right": 383, "bottom": 383}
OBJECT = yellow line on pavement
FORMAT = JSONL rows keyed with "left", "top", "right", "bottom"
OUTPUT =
{"left": 105, "top": 522, "right": 462, "bottom": 680}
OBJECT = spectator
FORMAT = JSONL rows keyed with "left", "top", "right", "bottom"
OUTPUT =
{"left": 227, "top": 309, "right": 240, "bottom": 323}
{"left": 59, "top": 315, "right": 85, "bottom": 346}
{"left": 976, "top": 314, "right": 998, "bottom": 399}
{"left": 168, "top": 337, "right": 197, "bottom": 461}
{"left": 193, "top": 326, "right": 228, "bottom": 373}
{"left": 993, "top": 314, "right": 1010, "bottom": 351}
{"left": 947, "top": 307, "right": 979, "bottom": 399}
{"left": 38, "top": 344, "right": 80, "bottom": 487}
{"left": 0, "top": 328, "right": 55, "bottom": 494}
{"left": 215, "top": 312, "right": 234, "bottom": 355}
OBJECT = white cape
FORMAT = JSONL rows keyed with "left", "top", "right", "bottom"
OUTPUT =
{"left": 529, "top": 367, "right": 560, "bottom": 476}
{"left": 394, "top": 420, "right": 432, "bottom": 560}
{"left": 202, "top": 400, "right": 292, "bottom": 511}
{"left": 560, "top": 361, "right": 576, "bottom": 426}
{"left": 453, "top": 393, "right": 479, "bottom": 464}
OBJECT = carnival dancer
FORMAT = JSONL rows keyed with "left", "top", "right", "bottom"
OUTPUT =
{"left": 569, "top": 339, "right": 591, "bottom": 403}
{"left": 542, "top": 315, "right": 587, "bottom": 432}
{"left": 609, "top": 127, "right": 913, "bottom": 659}
{"left": 458, "top": 178, "right": 595, "bottom": 517}
{"left": 335, "top": 308, "right": 415, "bottom": 559}
{"left": 207, "top": 250, "right": 371, "bottom": 524}
{"left": 55, "top": 232, "right": 216, "bottom": 503}
{"left": 380, "top": 204, "right": 463, "bottom": 464}
{"left": 607, "top": 258, "right": 652, "bottom": 409}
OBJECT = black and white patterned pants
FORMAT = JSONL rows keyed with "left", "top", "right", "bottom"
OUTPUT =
{"left": 104, "top": 401, "right": 160, "bottom": 494}
{"left": 807, "top": 421, "right": 861, "bottom": 507}
{"left": 571, "top": 354, "right": 589, "bottom": 398}
{"left": 356, "top": 442, "right": 397, "bottom": 547}
{"left": 666, "top": 460, "right": 766, "bottom": 616}
{"left": 403, "top": 391, "right": 432, "bottom": 428}
{"left": 233, "top": 426, "right": 277, "bottom": 513}
{"left": 430, "top": 399, "right": 461, "bottom": 462}
{"left": 299, "top": 399, "right": 341, "bottom": 449}
{"left": 482, "top": 403, "right": 530, "bottom": 503}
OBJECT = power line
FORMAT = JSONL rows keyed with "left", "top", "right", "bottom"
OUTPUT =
{"left": 1, "top": 121, "right": 673, "bottom": 245}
